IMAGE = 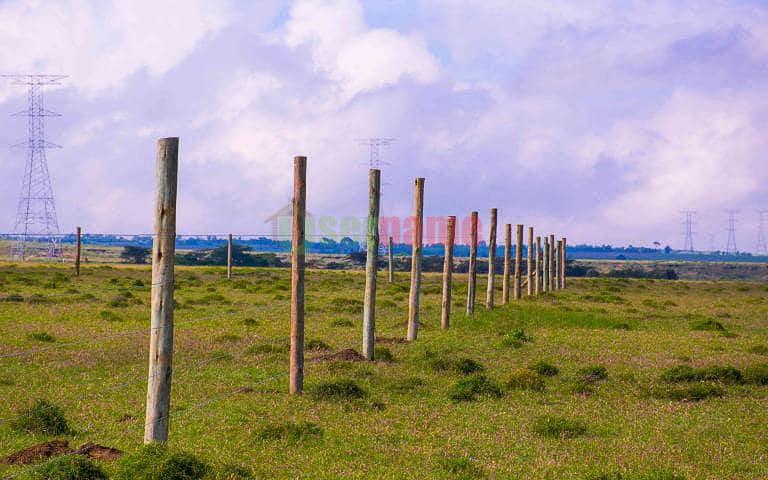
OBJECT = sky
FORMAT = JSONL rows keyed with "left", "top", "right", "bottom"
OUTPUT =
{"left": 1, "top": 0, "right": 767, "bottom": 249}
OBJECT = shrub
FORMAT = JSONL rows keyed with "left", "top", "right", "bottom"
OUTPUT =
{"left": 215, "top": 465, "right": 254, "bottom": 479}
{"left": 529, "top": 361, "right": 559, "bottom": 377}
{"left": 690, "top": 319, "right": 726, "bottom": 332}
{"left": 98, "top": 310, "right": 121, "bottom": 322}
{"left": 448, "top": 375, "right": 503, "bottom": 402}
{"left": 578, "top": 365, "right": 608, "bottom": 382}
{"left": 306, "top": 340, "right": 331, "bottom": 351}
{"left": 107, "top": 294, "right": 130, "bottom": 308}
{"left": 331, "top": 319, "right": 354, "bottom": 327}
{"left": 440, "top": 456, "right": 484, "bottom": 478}
{"left": 501, "top": 329, "right": 532, "bottom": 347}
{"left": 158, "top": 453, "right": 209, "bottom": 480}
{"left": 13, "top": 399, "right": 70, "bottom": 435}
{"left": 312, "top": 379, "right": 367, "bottom": 401}
{"left": 506, "top": 369, "right": 545, "bottom": 392}
{"left": 20, "top": 455, "right": 107, "bottom": 480}
{"left": 429, "top": 356, "right": 484, "bottom": 375}
{"left": 744, "top": 364, "right": 768, "bottom": 385}
{"left": 533, "top": 415, "right": 587, "bottom": 439}
{"left": 242, "top": 318, "right": 259, "bottom": 327}
{"left": 28, "top": 332, "right": 56, "bottom": 342}
{"left": 256, "top": 421, "right": 323, "bottom": 443}
{"left": 374, "top": 347, "right": 395, "bottom": 362}
{"left": 114, "top": 445, "right": 209, "bottom": 480}
{"left": 660, "top": 365, "right": 743, "bottom": 384}
{"left": 651, "top": 383, "right": 724, "bottom": 402}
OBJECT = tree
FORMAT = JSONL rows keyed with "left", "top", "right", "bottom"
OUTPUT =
{"left": 120, "top": 246, "right": 151, "bottom": 264}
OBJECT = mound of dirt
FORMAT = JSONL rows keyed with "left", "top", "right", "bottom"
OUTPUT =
{"left": 1, "top": 440, "right": 70, "bottom": 465}
{"left": 375, "top": 336, "right": 406, "bottom": 345}
{"left": 72, "top": 442, "right": 123, "bottom": 461}
{"left": 310, "top": 348, "right": 366, "bottom": 362}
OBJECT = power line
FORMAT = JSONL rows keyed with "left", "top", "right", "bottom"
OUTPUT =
{"left": 681, "top": 210, "right": 696, "bottom": 252}
{"left": 2, "top": 74, "right": 67, "bottom": 261}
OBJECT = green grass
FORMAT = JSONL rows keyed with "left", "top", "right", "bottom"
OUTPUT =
{"left": 1, "top": 264, "right": 768, "bottom": 478}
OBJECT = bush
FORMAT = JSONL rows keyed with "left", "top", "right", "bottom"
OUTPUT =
{"left": 256, "top": 421, "right": 323, "bottom": 443}
{"left": 506, "top": 369, "right": 545, "bottom": 392}
{"left": 429, "top": 356, "right": 484, "bottom": 375}
{"left": 533, "top": 415, "right": 587, "bottom": 438}
{"left": 744, "top": 364, "right": 768, "bottom": 385}
{"left": 99, "top": 310, "right": 121, "bottom": 322}
{"left": 529, "top": 361, "right": 559, "bottom": 377}
{"left": 215, "top": 465, "right": 254, "bottom": 480}
{"left": 440, "top": 456, "right": 484, "bottom": 478}
{"left": 578, "top": 365, "right": 608, "bottom": 382}
{"left": 690, "top": 319, "right": 726, "bottom": 332}
{"left": 28, "top": 332, "right": 56, "bottom": 342}
{"left": 306, "top": 340, "right": 331, "bottom": 351}
{"left": 660, "top": 365, "right": 743, "bottom": 384}
{"left": 20, "top": 455, "right": 107, "bottom": 480}
{"left": 374, "top": 347, "right": 395, "bottom": 362}
{"left": 651, "top": 383, "right": 724, "bottom": 402}
{"left": 312, "top": 379, "right": 367, "bottom": 401}
{"left": 13, "top": 399, "right": 70, "bottom": 435}
{"left": 501, "top": 329, "right": 532, "bottom": 348}
{"left": 114, "top": 445, "right": 209, "bottom": 480}
{"left": 448, "top": 375, "right": 503, "bottom": 402}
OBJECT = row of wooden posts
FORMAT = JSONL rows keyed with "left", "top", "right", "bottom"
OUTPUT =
{"left": 139, "top": 140, "right": 567, "bottom": 443}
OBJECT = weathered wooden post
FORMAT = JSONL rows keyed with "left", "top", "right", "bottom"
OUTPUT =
{"left": 362, "top": 169, "right": 380, "bottom": 360}
{"left": 407, "top": 178, "right": 424, "bottom": 341}
{"left": 561, "top": 237, "right": 567, "bottom": 289}
{"left": 226, "top": 233, "right": 233, "bottom": 280}
{"left": 549, "top": 234, "right": 556, "bottom": 291}
{"left": 485, "top": 208, "right": 497, "bottom": 309}
{"left": 75, "top": 226, "right": 81, "bottom": 276}
{"left": 502, "top": 223, "right": 511, "bottom": 304}
{"left": 555, "top": 240, "right": 562, "bottom": 290}
{"left": 514, "top": 224, "right": 523, "bottom": 300}
{"left": 144, "top": 137, "right": 179, "bottom": 444}
{"left": 535, "top": 236, "right": 541, "bottom": 295}
{"left": 441, "top": 216, "right": 456, "bottom": 329}
{"left": 388, "top": 236, "right": 394, "bottom": 283}
{"left": 466, "top": 211, "right": 478, "bottom": 315}
{"left": 290, "top": 156, "right": 306, "bottom": 394}
{"left": 526, "top": 227, "right": 534, "bottom": 296}
{"left": 543, "top": 237, "right": 550, "bottom": 293}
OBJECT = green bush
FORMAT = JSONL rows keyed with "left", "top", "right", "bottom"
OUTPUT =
{"left": 99, "top": 310, "right": 121, "bottom": 322}
{"left": 660, "top": 365, "right": 743, "bottom": 384}
{"left": 690, "top": 319, "right": 726, "bottom": 331}
{"left": 533, "top": 415, "right": 587, "bottom": 438}
{"left": 13, "top": 399, "right": 70, "bottom": 435}
{"left": 429, "top": 356, "right": 484, "bottom": 375}
{"left": 651, "top": 383, "right": 724, "bottom": 401}
{"left": 28, "top": 331, "right": 56, "bottom": 342}
{"left": 256, "top": 421, "right": 323, "bottom": 443}
{"left": 374, "top": 347, "right": 395, "bottom": 362}
{"left": 19, "top": 455, "right": 107, "bottom": 480}
{"left": 506, "top": 369, "right": 545, "bottom": 392}
{"left": 744, "top": 364, "right": 768, "bottom": 385}
{"left": 440, "top": 455, "right": 485, "bottom": 478}
{"left": 311, "top": 379, "right": 367, "bottom": 401}
{"left": 578, "top": 365, "right": 608, "bottom": 382}
{"left": 529, "top": 361, "right": 559, "bottom": 377}
{"left": 448, "top": 375, "right": 503, "bottom": 402}
{"left": 306, "top": 339, "right": 331, "bottom": 351}
{"left": 114, "top": 445, "right": 209, "bottom": 480}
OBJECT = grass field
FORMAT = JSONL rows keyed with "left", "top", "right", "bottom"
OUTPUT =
{"left": 1, "top": 263, "right": 767, "bottom": 479}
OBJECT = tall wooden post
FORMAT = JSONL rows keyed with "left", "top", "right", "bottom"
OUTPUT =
{"left": 526, "top": 227, "right": 534, "bottom": 296}
{"left": 502, "top": 223, "right": 511, "bottom": 305}
{"left": 549, "top": 234, "right": 556, "bottom": 291}
{"left": 388, "top": 236, "right": 394, "bottom": 283}
{"left": 407, "top": 178, "right": 424, "bottom": 341}
{"left": 561, "top": 237, "right": 567, "bottom": 289}
{"left": 466, "top": 211, "right": 478, "bottom": 315}
{"left": 534, "top": 236, "right": 541, "bottom": 295}
{"left": 289, "top": 156, "right": 306, "bottom": 395}
{"left": 75, "top": 226, "right": 81, "bottom": 276}
{"left": 543, "top": 237, "right": 550, "bottom": 293}
{"left": 226, "top": 234, "right": 233, "bottom": 280}
{"left": 144, "top": 137, "right": 179, "bottom": 444}
{"left": 514, "top": 224, "right": 523, "bottom": 300}
{"left": 485, "top": 208, "right": 497, "bottom": 309}
{"left": 362, "top": 169, "right": 380, "bottom": 360}
{"left": 441, "top": 216, "right": 456, "bottom": 329}
{"left": 555, "top": 240, "right": 562, "bottom": 290}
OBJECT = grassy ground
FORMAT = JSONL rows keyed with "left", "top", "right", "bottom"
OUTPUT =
{"left": 0, "top": 263, "right": 767, "bottom": 479}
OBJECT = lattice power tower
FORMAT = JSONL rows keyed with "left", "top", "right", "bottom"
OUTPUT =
{"left": 3, "top": 74, "right": 65, "bottom": 260}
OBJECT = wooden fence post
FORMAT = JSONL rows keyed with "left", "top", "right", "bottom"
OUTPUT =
{"left": 388, "top": 236, "right": 394, "bottom": 283}
{"left": 144, "top": 137, "right": 179, "bottom": 444}
{"left": 526, "top": 227, "right": 534, "bottom": 296}
{"left": 486, "top": 208, "right": 497, "bottom": 309}
{"left": 362, "top": 169, "right": 380, "bottom": 360}
{"left": 535, "top": 236, "right": 541, "bottom": 295}
{"left": 555, "top": 240, "right": 562, "bottom": 290}
{"left": 227, "top": 233, "right": 233, "bottom": 280}
{"left": 561, "top": 237, "right": 567, "bottom": 289}
{"left": 466, "top": 211, "right": 478, "bottom": 315}
{"left": 549, "top": 234, "right": 556, "bottom": 291}
{"left": 514, "top": 224, "right": 523, "bottom": 300}
{"left": 543, "top": 237, "right": 550, "bottom": 293}
{"left": 75, "top": 226, "right": 81, "bottom": 276}
{"left": 441, "top": 216, "right": 456, "bottom": 329}
{"left": 407, "top": 178, "right": 424, "bottom": 341}
{"left": 502, "top": 223, "right": 511, "bottom": 305}
{"left": 289, "top": 156, "right": 306, "bottom": 395}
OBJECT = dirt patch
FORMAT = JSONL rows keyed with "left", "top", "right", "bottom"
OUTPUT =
{"left": 235, "top": 386, "right": 255, "bottom": 394}
{"left": 376, "top": 336, "right": 407, "bottom": 345}
{"left": 1, "top": 440, "right": 70, "bottom": 465}
{"left": 310, "top": 348, "right": 366, "bottom": 362}
{"left": 72, "top": 442, "right": 123, "bottom": 461}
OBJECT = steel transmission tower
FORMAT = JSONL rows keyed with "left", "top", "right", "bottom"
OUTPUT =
{"left": 757, "top": 210, "right": 768, "bottom": 255}
{"left": 725, "top": 210, "right": 738, "bottom": 255}
{"left": 2, "top": 74, "right": 66, "bottom": 260}
{"left": 681, "top": 210, "right": 696, "bottom": 252}
{"left": 357, "top": 138, "right": 394, "bottom": 169}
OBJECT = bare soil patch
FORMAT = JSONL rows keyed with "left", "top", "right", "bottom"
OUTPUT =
{"left": 309, "top": 348, "right": 366, "bottom": 362}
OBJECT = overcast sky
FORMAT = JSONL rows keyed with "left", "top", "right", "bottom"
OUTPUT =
{"left": 1, "top": 0, "right": 767, "bottom": 249}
